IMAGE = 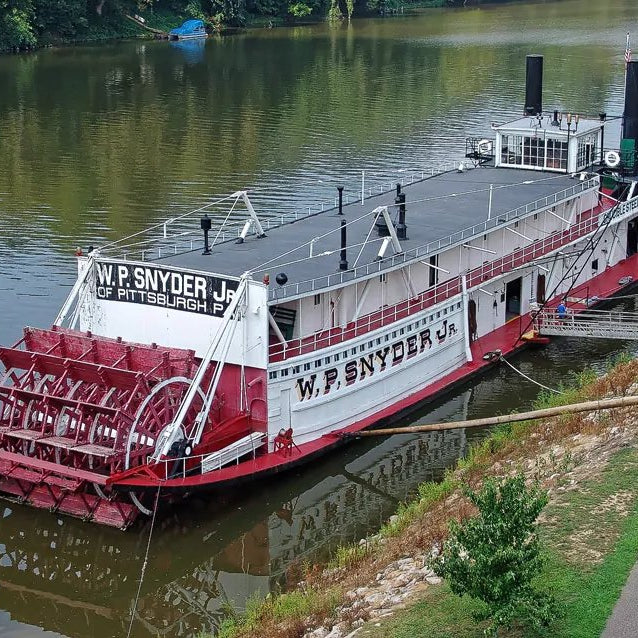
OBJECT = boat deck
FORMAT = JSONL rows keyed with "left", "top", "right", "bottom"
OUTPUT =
{"left": 156, "top": 166, "right": 594, "bottom": 299}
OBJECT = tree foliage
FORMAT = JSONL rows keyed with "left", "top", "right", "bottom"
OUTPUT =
{"left": 0, "top": 0, "right": 539, "bottom": 52}
{"left": 433, "top": 476, "right": 558, "bottom": 636}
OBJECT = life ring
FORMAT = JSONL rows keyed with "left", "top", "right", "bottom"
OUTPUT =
{"left": 477, "top": 139, "right": 493, "bottom": 155}
{"left": 605, "top": 150, "right": 621, "bottom": 168}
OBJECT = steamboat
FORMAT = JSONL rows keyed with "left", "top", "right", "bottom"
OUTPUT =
{"left": 2, "top": 55, "right": 638, "bottom": 528}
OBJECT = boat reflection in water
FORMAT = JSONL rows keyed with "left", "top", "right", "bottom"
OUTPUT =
{"left": 169, "top": 38, "right": 206, "bottom": 65}
{"left": 0, "top": 388, "right": 473, "bottom": 638}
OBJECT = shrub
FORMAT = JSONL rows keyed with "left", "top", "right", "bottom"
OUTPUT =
{"left": 433, "top": 475, "right": 558, "bottom": 636}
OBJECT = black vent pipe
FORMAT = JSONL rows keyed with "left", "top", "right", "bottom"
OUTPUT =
{"left": 396, "top": 192, "right": 407, "bottom": 240}
{"left": 524, "top": 54, "right": 543, "bottom": 116}
{"left": 338, "top": 185, "right": 344, "bottom": 215}
{"left": 624, "top": 61, "right": 638, "bottom": 142}
{"left": 339, "top": 219, "right": 348, "bottom": 271}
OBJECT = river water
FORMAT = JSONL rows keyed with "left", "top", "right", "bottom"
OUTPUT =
{"left": 1, "top": 0, "right": 638, "bottom": 636}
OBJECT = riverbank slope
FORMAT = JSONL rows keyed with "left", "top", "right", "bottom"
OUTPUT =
{"left": 214, "top": 356, "right": 638, "bottom": 638}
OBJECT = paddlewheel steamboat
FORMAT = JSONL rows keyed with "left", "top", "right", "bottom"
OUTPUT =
{"left": 3, "top": 55, "right": 638, "bottom": 527}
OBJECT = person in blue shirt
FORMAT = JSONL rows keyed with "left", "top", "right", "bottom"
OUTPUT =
{"left": 556, "top": 300, "right": 568, "bottom": 320}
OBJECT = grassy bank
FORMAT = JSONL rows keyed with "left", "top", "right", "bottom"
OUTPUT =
{"left": 210, "top": 356, "right": 638, "bottom": 638}
{"left": 359, "top": 445, "right": 638, "bottom": 637}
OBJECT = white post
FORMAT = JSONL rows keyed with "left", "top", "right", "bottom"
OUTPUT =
{"left": 361, "top": 170, "right": 365, "bottom": 205}
{"left": 461, "top": 274, "right": 473, "bottom": 363}
{"left": 488, "top": 184, "right": 493, "bottom": 221}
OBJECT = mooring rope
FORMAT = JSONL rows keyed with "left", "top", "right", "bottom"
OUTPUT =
{"left": 498, "top": 354, "right": 563, "bottom": 395}
{"left": 125, "top": 485, "right": 162, "bottom": 638}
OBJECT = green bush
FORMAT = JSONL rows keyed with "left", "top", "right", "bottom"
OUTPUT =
{"left": 433, "top": 475, "right": 559, "bottom": 636}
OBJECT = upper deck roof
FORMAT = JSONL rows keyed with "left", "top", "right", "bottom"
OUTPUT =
{"left": 494, "top": 114, "right": 603, "bottom": 137}
{"left": 146, "top": 165, "right": 596, "bottom": 301}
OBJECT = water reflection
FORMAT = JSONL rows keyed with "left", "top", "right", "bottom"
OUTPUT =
{"left": 169, "top": 39, "right": 207, "bottom": 65}
{"left": 0, "top": 391, "right": 470, "bottom": 638}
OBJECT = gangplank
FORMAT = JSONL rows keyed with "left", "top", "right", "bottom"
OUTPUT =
{"left": 536, "top": 308, "right": 638, "bottom": 341}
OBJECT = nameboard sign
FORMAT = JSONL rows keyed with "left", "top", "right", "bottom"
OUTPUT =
{"left": 94, "top": 261, "right": 239, "bottom": 317}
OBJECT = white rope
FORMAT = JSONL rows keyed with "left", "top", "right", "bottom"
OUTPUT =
{"left": 499, "top": 355, "right": 563, "bottom": 394}
{"left": 125, "top": 485, "right": 162, "bottom": 638}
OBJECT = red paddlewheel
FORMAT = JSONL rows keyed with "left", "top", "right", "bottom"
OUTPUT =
{"left": 0, "top": 326, "right": 215, "bottom": 527}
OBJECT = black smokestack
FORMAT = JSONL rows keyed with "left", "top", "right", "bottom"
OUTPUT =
{"left": 339, "top": 219, "right": 348, "bottom": 271}
{"left": 624, "top": 61, "right": 638, "bottom": 141}
{"left": 524, "top": 54, "right": 543, "bottom": 116}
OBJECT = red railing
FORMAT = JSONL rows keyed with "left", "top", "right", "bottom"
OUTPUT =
{"left": 268, "top": 207, "right": 604, "bottom": 363}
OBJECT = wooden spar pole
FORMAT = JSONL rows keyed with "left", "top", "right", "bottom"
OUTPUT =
{"left": 342, "top": 395, "right": 638, "bottom": 437}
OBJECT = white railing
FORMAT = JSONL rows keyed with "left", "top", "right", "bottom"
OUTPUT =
{"left": 536, "top": 308, "right": 638, "bottom": 341}
{"left": 154, "top": 432, "right": 266, "bottom": 480}
{"left": 270, "top": 177, "right": 599, "bottom": 301}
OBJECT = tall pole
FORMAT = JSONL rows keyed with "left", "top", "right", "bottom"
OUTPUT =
{"left": 487, "top": 184, "right": 493, "bottom": 221}
{"left": 624, "top": 32, "right": 631, "bottom": 139}
{"left": 361, "top": 170, "right": 365, "bottom": 205}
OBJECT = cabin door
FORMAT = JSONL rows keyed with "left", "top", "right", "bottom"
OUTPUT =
{"left": 468, "top": 299, "right": 477, "bottom": 342}
{"left": 505, "top": 277, "right": 522, "bottom": 320}
{"left": 280, "top": 388, "right": 292, "bottom": 431}
{"left": 536, "top": 274, "right": 546, "bottom": 304}
{"left": 628, "top": 220, "right": 638, "bottom": 257}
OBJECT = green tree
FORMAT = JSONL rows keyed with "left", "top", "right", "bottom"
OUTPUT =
{"left": 433, "top": 476, "right": 558, "bottom": 636}
{"left": 0, "top": 0, "right": 36, "bottom": 50}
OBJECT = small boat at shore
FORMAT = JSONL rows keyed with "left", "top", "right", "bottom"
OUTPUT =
{"left": 2, "top": 54, "right": 638, "bottom": 529}
{"left": 168, "top": 19, "right": 207, "bottom": 40}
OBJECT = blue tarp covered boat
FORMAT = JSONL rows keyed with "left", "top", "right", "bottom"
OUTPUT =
{"left": 169, "top": 19, "right": 207, "bottom": 40}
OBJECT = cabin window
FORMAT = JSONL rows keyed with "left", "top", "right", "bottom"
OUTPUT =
{"left": 384, "top": 334, "right": 390, "bottom": 342}
{"left": 400, "top": 328, "right": 405, "bottom": 335}
{"left": 436, "top": 312, "right": 440, "bottom": 319}
{"left": 546, "top": 138, "right": 568, "bottom": 170}
{"left": 315, "top": 360, "right": 321, "bottom": 368}
{"left": 368, "top": 341, "right": 373, "bottom": 348}
{"left": 314, "top": 294, "right": 321, "bottom": 305}
{"left": 577, "top": 132, "right": 598, "bottom": 170}
{"left": 592, "top": 258, "right": 599, "bottom": 271}
{"left": 269, "top": 371, "right": 277, "bottom": 380}
{"left": 324, "top": 357, "right": 331, "bottom": 364}
{"left": 293, "top": 366, "right": 300, "bottom": 374}
{"left": 304, "top": 363, "right": 311, "bottom": 371}
{"left": 392, "top": 331, "right": 397, "bottom": 338}
{"left": 334, "top": 353, "right": 340, "bottom": 362}
{"left": 281, "top": 369, "right": 288, "bottom": 377}
{"left": 376, "top": 338, "right": 381, "bottom": 345}
{"left": 343, "top": 350, "right": 348, "bottom": 359}
{"left": 359, "top": 345, "right": 365, "bottom": 352}
{"left": 501, "top": 134, "right": 568, "bottom": 171}
{"left": 379, "top": 273, "right": 387, "bottom": 283}
{"left": 351, "top": 348, "right": 357, "bottom": 355}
